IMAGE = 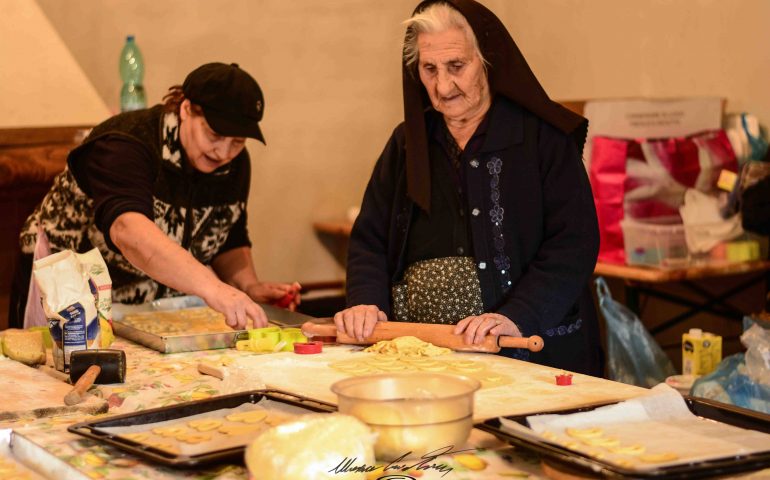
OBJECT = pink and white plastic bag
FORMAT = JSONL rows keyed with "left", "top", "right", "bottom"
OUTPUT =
{"left": 590, "top": 130, "right": 737, "bottom": 264}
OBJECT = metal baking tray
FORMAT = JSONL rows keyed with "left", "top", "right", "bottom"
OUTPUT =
{"left": 0, "top": 429, "right": 48, "bottom": 479}
{"left": 113, "top": 297, "right": 316, "bottom": 353}
{"left": 112, "top": 320, "right": 247, "bottom": 353}
{"left": 68, "top": 389, "right": 336, "bottom": 468}
{"left": 477, "top": 396, "right": 770, "bottom": 479}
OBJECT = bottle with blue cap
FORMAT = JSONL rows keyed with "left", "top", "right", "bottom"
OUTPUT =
{"left": 119, "top": 35, "right": 146, "bottom": 112}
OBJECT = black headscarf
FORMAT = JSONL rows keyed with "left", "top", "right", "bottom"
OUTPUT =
{"left": 403, "top": 0, "right": 588, "bottom": 212}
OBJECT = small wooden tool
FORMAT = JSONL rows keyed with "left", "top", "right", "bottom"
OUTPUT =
{"left": 197, "top": 361, "right": 227, "bottom": 380}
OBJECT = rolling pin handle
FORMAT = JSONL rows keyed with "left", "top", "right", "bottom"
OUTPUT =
{"left": 528, "top": 335, "right": 544, "bottom": 352}
{"left": 497, "top": 334, "right": 545, "bottom": 352}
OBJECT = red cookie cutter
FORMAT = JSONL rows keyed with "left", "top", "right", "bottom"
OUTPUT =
{"left": 294, "top": 341, "right": 323, "bottom": 354}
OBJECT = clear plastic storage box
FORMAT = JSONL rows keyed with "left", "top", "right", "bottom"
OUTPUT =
{"left": 620, "top": 218, "right": 689, "bottom": 268}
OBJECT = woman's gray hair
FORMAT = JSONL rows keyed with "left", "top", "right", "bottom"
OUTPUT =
{"left": 402, "top": 2, "right": 487, "bottom": 70}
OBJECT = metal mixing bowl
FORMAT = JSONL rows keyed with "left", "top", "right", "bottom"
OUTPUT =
{"left": 331, "top": 372, "right": 481, "bottom": 460}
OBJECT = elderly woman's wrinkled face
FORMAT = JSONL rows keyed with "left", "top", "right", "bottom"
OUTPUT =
{"left": 417, "top": 27, "right": 489, "bottom": 122}
{"left": 179, "top": 100, "right": 246, "bottom": 174}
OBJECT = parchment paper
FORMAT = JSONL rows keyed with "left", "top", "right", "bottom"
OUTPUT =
{"left": 501, "top": 384, "right": 770, "bottom": 471}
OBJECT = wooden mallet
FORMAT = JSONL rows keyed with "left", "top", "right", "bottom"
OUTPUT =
{"left": 64, "top": 349, "right": 126, "bottom": 406}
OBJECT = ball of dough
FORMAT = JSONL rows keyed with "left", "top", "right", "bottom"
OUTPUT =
{"left": 245, "top": 414, "right": 375, "bottom": 480}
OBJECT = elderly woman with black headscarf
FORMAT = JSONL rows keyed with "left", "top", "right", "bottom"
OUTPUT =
{"left": 335, "top": 0, "right": 602, "bottom": 375}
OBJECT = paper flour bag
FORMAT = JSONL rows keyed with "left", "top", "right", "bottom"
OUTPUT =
{"left": 76, "top": 248, "right": 113, "bottom": 326}
{"left": 33, "top": 250, "right": 101, "bottom": 371}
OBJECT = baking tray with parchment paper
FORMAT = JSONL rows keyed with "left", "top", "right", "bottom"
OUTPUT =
{"left": 113, "top": 296, "right": 316, "bottom": 353}
{"left": 477, "top": 396, "right": 770, "bottom": 479}
{"left": 68, "top": 389, "right": 336, "bottom": 468}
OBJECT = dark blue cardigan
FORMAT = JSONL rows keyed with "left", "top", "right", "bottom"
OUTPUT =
{"left": 346, "top": 96, "right": 602, "bottom": 373}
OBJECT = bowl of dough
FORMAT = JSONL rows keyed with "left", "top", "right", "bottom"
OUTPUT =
{"left": 331, "top": 372, "right": 480, "bottom": 460}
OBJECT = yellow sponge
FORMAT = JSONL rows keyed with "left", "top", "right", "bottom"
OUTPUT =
{"left": 726, "top": 240, "right": 760, "bottom": 262}
{"left": 717, "top": 169, "right": 738, "bottom": 192}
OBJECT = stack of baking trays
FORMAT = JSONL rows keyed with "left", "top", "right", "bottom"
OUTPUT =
{"left": 112, "top": 295, "right": 315, "bottom": 353}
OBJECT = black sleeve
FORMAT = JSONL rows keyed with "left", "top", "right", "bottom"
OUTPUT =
{"left": 496, "top": 123, "right": 600, "bottom": 336}
{"left": 68, "top": 135, "right": 156, "bottom": 252}
{"left": 345, "top": 127, "right": 404, "bottom": 315}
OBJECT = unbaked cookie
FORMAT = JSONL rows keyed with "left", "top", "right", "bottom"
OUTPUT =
{"left": 582, "top": 436, "right": 620, "bottom": 447}
{"left": 187, "top": 419, "right": 223, "bottom": 432}
{"left": 565, "top": 427, "right": 604, "bottom": 439}
{"left": 608, "top": 444, "right": 646, "bottom": 456}
{"left": 226, "top": 410, "right": 268, "bottom": 424}
{"left": 218, "top": 423, "right": 263, "bottom": 436}
{"left": 152, "top": 426, "right": 188, "bottom": 437}
{"left": 175, "top": 432, "right": 212, "bottom": 444}
{"left": 121, "top": 432, "right": 150, "bottom": 443}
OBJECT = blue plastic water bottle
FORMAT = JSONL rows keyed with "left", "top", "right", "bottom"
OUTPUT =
{"left": 119, "top": 35, "right": 146, "bottom": 112}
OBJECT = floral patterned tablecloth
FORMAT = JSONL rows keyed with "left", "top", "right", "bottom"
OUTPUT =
{"left": 0, "top": 338, "right": 550, "bottom": 480}
{"left": 3, "top": 338, "right": 769, "bottom": 480}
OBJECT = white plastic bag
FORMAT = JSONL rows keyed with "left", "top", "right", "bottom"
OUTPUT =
{"left": 742, "top": 319, "right": 770, "bottom": 386}
{"left": 679, "top": 189, "right": 743, "bottom": 254}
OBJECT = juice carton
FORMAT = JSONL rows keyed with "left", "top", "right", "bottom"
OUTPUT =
{"left": 682, "top": 328, "right": 723, "bottom": 376}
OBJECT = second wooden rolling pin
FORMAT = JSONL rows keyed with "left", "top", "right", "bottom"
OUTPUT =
{"left": 301, "top": 321, "right": 543, "bottom": 353}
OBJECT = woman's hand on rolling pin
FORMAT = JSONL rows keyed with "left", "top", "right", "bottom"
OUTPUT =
{"left": 454, "top": 313, "right": 521, "bottom": 346}
{"left": 204, "top": 282, "right": 268, "bottom": 329}
{"left": 333, "top": 305, "right": 387, "bottom": 341}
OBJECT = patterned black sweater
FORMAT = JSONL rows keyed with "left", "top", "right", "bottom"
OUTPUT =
{"left": 20, "top": 105, "right": 251, "bottom": 304}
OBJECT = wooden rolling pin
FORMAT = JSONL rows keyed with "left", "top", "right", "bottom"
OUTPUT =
{"left": 301, "top": 321, "right": 543, "bottom": 353}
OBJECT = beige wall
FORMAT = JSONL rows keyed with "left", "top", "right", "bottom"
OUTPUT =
{"left": 0, "top": 0, "right": 109, "bottom": 127}
{"left": 21, "top": 0, "right": 770, "bottom": 285}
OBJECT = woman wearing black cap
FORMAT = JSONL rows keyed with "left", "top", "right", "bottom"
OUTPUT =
{"left": 14, "top": 63, "right": 299, "bottom": 330}
{"left": 335, "top": 0, "right": 602, "bottom": 375}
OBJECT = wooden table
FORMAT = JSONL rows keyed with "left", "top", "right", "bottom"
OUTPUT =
{"left": 595, "top": 260, "right": 770, "bottom": 335}
{"left": 594, "top": 260, "right": 770, "bottom": 284}
{"left": 312, "top": 220, "right": 353, "bottom": 237}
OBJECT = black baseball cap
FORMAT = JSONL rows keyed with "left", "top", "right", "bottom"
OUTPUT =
{"left": 182, "top": 62, "right": 265, "bottom": 143}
